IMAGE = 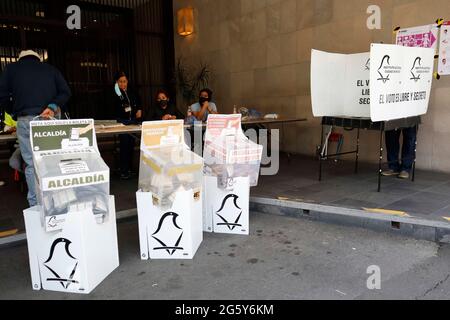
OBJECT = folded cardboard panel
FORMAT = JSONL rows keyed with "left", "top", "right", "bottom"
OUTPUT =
{"left": 24, "top": 196, "right": 119, "bottom": 294}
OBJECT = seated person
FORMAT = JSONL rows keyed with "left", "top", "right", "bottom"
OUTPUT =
{"left": 190, "top": 88, "right": 218, "bottom": 122}
{"left": 147, "top": 89, "right": 184, "bottom": 121}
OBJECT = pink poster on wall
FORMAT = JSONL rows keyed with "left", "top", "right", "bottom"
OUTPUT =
{"left": 396, "top": 24, "right": 439, "bottom": 51}
{"left": 438, "top": 21, "right": 450, "bottom": 76}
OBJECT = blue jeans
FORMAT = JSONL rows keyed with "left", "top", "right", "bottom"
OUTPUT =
{"left": 385, "top": 126, "right": 418, "bottom": 173}
{"left": 17, "top": 116, "right": 37, "bottom": 207}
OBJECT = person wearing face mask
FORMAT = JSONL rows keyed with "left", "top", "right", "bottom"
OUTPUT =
{"left": 113, "top": 71, "right": 142, "bottom": 180}
{"left": 190, "top": 88, "right": 218, "bottom": 122}
{"left": 147, "top": 89, "right": 184, "bottom": 121}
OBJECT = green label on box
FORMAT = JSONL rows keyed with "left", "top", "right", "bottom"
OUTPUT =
{"left": 30, "top": 119, "right": 94, "bottom": 152}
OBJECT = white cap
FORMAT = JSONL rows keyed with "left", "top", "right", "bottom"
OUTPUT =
{"left": 18, "top": 50, "right": 41, "bottom": 61}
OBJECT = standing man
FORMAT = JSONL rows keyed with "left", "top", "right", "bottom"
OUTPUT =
{"left": 0, "top": 50, "right": 71, "bottom": 206}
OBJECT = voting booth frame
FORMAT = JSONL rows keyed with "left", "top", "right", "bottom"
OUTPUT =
{"left": 318, "top": 117, "right": 420, "bottom": 192}
{"left": 23, "top": 197, "right": 119, "bottom": 294}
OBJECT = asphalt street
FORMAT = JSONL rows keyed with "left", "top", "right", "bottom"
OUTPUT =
{"left": 0, "top": 212, "right": 448, "bottom": 300}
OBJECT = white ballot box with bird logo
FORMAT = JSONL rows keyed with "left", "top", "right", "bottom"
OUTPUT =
{"left": 203, "top": 114, "right": 263, "bottom": 235}
{"left": 137, "top": 120, "right": 204, "bottom": 260}
{"left": 23, "top": 119, "right": 119, "bottom": 294}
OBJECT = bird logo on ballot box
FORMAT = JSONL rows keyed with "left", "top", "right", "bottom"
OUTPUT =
{"left": 215, "top": 194, "right": 243, "bottom": 231}
{"left": 377, "top": 55, "right": 391, "bottom": 83}
{"left": 44, "top": 238, "right": 79, "bottom": 289}
{"left": 410, "top": 57, "right": 422, "bottom": 82}
{"left": 152, "top": 212, "right": 184, "bottom": 256}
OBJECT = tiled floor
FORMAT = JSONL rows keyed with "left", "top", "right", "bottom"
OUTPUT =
{"left": 252, "top": 155, "right": 450, "bottom": 220}
{"left": 2, "top": 152, "right": 450, "bottom": 235}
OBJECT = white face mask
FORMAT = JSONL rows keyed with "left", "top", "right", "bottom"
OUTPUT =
{"left": 114, "top": 83, "right": 122, "bottom": 97}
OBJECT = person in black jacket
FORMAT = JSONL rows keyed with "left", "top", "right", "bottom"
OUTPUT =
{"left": 0, "top": 50, "right": 71, "bottom": 206}
{"left": 147, "top": 89, "right": 184, "bottom": 121}
{"left": 113, "top": 71, "right": 142, "bottom": 180}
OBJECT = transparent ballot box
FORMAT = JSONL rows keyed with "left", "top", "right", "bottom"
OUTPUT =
{"left": 204, "top": 135, "right": 263, "bottom": 190}
{"left": 139, "top": 146, "right": 203, "bottom": 208}
{"left": 34, "top": 149, "right": 110, "bottom": 224}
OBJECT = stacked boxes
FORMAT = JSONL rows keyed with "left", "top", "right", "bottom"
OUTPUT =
{"left": 203, "top": 115, "right": 263, "bottom": 235}
{"left": 137, "top": 120, "right": 204, "bottom": 259}
{"left": 24, "top": 119, "right": 119, "bottom": 294}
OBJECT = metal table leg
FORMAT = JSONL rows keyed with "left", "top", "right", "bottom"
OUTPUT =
{"left": 378, "top": 127, "right": 384, "bottom": 192}
{"left": 412, "top": 124, "right": 419, "bottom": 182}
{"left": 355, "top": 127, "right": 360, "bottom": 174}
{"left": 319, "top": 124, "right": 324, "bottom": 181}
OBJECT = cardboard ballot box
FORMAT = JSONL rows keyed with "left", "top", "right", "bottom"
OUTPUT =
{"left": 24, "top": 119, "right": 119, "bottom": 294}
{"left": 31, "top": 119, "right": 110, "bottom": 231}
{"left": 24, "top": 197, "right": 119, "bottom": 294}
{"left": 203, "top": 114, "right": 263, "bottom": 235}
{"left": 137, "top": 120, "right": 204, "bottom": 260}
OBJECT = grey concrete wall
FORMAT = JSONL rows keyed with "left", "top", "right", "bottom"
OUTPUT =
{"left": 172, "top": 0, "right": 450, "bottom": 172}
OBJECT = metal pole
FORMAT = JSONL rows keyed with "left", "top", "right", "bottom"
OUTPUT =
{"left": 378, "top": 125, "right": 384, "bottom": 192}
{"left": 355, "top": 127, "right": 360, "bottom": 174}
{"left": 412, "top": 124, "right": 419, "bottom": 182}
{"left": 319, "top": 121, "right": 324, "bottom": 181}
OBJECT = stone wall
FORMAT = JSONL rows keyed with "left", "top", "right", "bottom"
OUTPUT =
{"left": 173, "top": 0, "right": 450, "bottom": 172}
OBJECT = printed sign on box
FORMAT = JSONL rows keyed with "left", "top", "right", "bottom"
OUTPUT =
{"left": 140, "top": 120, "right": 185, "bottom": 149}
{"left": 31, "top": 119, "right": 95, "bottom": 152}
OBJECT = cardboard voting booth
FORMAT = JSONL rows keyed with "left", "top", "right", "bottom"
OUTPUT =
{"left": 137, "top": 120, "right": 204, "bottom": 260}
{"left": 311, "top": 43, "right": 435, "bottom": 121}
{"left": 24, "top": 119, "right": 119, "bottom": 294}
{"left": 203, "top": 114, "right": 263, "bottom": 235}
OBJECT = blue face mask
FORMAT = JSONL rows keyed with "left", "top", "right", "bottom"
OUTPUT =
{"left": 114, "top": 83, "right": 123, "bottom": 97}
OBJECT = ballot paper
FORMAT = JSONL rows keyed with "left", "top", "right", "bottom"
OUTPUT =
{"left": 139, "top": 120, "right": 204, "bottom": 208}
{"left": 203, "top": 114, "right": 263, "bottom": 189}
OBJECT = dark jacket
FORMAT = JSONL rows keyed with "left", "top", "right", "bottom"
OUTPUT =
{"left": 147, "top": 102, "right": 185, "bottom": 121}
{"left": 113, "top": 87, "right": 142, "bottom": 124}
{"left": 0, "top": 56, "right": 71, "bottom": 117}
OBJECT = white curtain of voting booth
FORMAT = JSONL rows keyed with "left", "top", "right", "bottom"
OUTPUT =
{"left": 311, "top": 50, "right": 371, "bottom": 118}
{"left": 370, "top": 43, "right": 435, "bottom": 122}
